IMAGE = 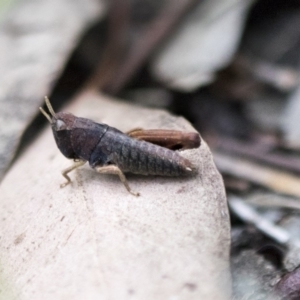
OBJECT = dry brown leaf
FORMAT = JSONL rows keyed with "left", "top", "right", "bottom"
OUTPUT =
{"left": 0, "top": 90, "right": 231, "bottom": 300}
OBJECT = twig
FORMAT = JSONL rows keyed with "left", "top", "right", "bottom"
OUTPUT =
{"left": 229, "top": 196, "right": 300, "bottom": 247}
{"left": 86, "top": 0, "right": 130, "bottom": 90}
{"left": 214, "top": 152, "right": 300, "bottom": 198}
{"left": 235, "top": 55, "right": 298, "bottom": 91}
{"left": 105, "top": 0, "right": 201, "bottom": 94}
{"left": 246, "top": 194, "right": 300, "bottom": 211}
{"left": 212, "top": 136, "right": 300, "bottom": 175}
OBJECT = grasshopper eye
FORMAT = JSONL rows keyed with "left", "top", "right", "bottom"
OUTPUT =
{"left": 55, "top": 119, "right": 67, "bottom": 131}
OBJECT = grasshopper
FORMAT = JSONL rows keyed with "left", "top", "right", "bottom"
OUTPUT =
{"left": 40, "top": 97, "right": 200, "bottom": 196}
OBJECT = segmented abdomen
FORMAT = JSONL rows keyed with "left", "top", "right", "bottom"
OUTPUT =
{"left": 114, "top": 135, "right": 195, "bottom": 176}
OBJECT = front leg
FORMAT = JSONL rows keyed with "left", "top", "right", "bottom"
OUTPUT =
{"left": 95, "top": 165, "right": 140, "bottom": 197}
{"left": 61, "top": 160, "right": 86, "bottom": 188}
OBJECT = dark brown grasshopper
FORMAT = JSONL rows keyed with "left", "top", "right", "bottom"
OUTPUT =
{"left": 40, "top": 97, "right": 200, "bottom": 196}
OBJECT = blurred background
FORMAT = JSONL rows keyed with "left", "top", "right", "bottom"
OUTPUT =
{"left": 1, "top": 0, "right": 300, "bottom": 298}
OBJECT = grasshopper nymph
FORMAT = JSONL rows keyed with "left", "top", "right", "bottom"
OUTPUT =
{"left": 40, "top": 97, "right": 200, "bottom": 196}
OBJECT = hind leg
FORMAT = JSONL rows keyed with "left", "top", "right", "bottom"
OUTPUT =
{"left": 95, "top": 165, "right": 140, "bottom": 197}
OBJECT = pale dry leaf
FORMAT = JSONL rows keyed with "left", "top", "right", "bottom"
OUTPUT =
{"left": 0, "top": 90, "right": 231, "bottom": 300}
{"left": 151, "top": 0, "right": 255, "bottom": 91}
{"left": 214, "top": 152, "right": 300, "bottom": 198}
{"left": 0, "top": 0, "right": 106, "bottom": 180}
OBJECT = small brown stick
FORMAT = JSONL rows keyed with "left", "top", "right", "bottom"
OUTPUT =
{"left": 212, "top": 136, "right": 300, "bottom": 175}
{"left": 106, "top": 0, "right": 201, "bottom": 94}
{"left": 86, "top": 0, "right": 130, "bottom": 90}
{"left": 234, "top": 55, "right": 298, "bottom": 91}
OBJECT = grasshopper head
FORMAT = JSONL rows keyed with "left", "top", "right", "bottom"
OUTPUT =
{"left": 39, "top": 97, "right": 77, "bottom": 159}
{"left": 39, "top": 97, "right": 76, "bottom": 131}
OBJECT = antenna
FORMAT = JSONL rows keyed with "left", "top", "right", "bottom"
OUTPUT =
{"left": 44, "top": 96, "right": 56, "bottom": 117}
{"left": 39, "top": 96, "right": 56, "bottom": 123}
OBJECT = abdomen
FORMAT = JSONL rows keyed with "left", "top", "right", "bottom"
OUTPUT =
{"left": 114, "top": 136, "right": 196, "bottom": 176}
